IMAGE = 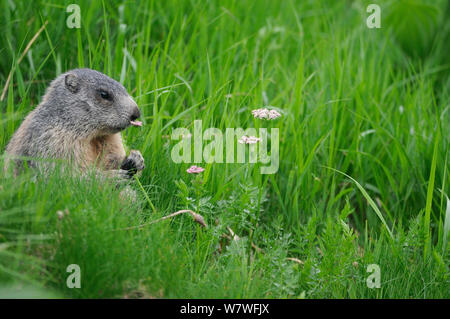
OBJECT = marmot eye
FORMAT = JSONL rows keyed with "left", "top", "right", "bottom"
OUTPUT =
{"left": 98, "top": 90, "right": 112, "bottom": 101}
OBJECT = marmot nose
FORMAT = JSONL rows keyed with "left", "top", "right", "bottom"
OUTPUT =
{"left": 130, "top": 107, "right": 141, "bottom": 121}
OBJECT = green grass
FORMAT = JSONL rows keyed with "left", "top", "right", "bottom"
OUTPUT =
{"left": 0, "top": 0, "right": 449, "bottom": 298}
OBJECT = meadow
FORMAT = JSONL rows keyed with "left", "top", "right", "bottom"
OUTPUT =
{"left": 0, "top": 0, "right": 449, "bottom": 298}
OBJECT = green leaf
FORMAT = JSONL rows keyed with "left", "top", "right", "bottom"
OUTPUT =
{"left": 423, "top": 131, "right": 439, "bottom": 258}
{"left": 324, "top": 167, "right": 394, "bottom": 239}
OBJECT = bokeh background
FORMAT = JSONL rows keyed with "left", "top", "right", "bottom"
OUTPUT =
{"left": 0, "top": 0, "right": 449, "bottom": 298}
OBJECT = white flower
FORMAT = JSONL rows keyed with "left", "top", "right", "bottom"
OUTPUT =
{"left": 238, "top": 135, "right": 261, "bottom": 144}
{"left": 251, "top": 108, "right": 281, "bottom": 120}
{"left": 268, "top": 109, "right": 281, "bottom": 119}
{"left": 251, "top": 108, "right": 269, "bottom": 119}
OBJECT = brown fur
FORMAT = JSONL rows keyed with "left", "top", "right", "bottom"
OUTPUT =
{"left": 4, "top": 68, "right": 144, "bottom": 179}
{"left": 87, "top": 133, "right": 126, "bottom": 170}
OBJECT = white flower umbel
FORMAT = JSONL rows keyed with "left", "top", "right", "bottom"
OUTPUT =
{"left": 251, "top": 108, "right": 281, "bottom": 120}
{"left": 238, "top": 135, "right": 262, "bottom": 144}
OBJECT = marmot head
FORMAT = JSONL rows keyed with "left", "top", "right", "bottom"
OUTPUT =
{"left": 43, "top": 68, "right": 141, "bottom": 136}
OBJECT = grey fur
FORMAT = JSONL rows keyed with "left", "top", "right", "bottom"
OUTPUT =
{"left": 4, "top": 68, "right": 144, "bottom": 179}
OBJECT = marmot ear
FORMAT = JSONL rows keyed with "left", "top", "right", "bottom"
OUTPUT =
{"left": 65, "top": 74, "right": 80, "bottom": 93}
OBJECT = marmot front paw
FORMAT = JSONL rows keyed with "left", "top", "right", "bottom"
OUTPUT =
{"left": 120, "top": 150, "right": 145, "bottom": 176}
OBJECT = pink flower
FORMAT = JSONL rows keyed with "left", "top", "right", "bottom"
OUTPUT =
{"left": 187, "top": 165, "right": 205, "bottom": 174}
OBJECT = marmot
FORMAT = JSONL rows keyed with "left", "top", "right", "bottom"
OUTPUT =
{"left": 4, "top": 68, "right": 145, "bottom": 180}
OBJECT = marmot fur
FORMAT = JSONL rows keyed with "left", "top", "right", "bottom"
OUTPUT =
{"left": 4, "top": 68, "right": 144, "bottom": 179}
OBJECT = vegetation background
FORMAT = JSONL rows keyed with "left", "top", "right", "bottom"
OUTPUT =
{"left": 0, "top": 0, "right": 449, "bottom": 298}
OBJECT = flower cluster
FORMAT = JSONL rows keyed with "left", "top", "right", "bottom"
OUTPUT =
{"left": 184, "top": 107, "right": 282, "bottom": 175}
{"left": 238, "top": 135, "right": 262, "bottom": 144}
{"left": 251, "top": 108, "right": 281, "bottom": 120}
